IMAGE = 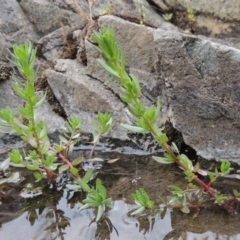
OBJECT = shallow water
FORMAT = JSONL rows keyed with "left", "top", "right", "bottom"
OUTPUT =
{"left": 1, "top": 150, "right": 240, "bottom": 240}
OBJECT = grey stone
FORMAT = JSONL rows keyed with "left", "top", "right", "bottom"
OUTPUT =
{"left": 61, "top": 9, "right": 88, "bottom": 30}
{"left": 154, "top": 29, "right": 240, "bottom": 162}
{"left": 36, "top": 91, "right": 66, "bottom": 133}
{"left": 88, "top": 15, "right": 158, "bottom": 74}
{"left": 85, "top": 15, "right": 165, "bottom": 121}
{"left": 91, "top": 0, "right": 178, "bottom": 30}
{"left": 38, "top": 26, "right": 71, "bottom": 62}
{"left": 19, "top": 0, "right": 64, "bottom": 35}
{"left": 157, "top": 0, "right": 240, "bottom": 21}
{"left": 0, "top": 0, "right": 39, "bottom": 62}
{"left": 45, "top": 59, "right": 132, "bottom": 139}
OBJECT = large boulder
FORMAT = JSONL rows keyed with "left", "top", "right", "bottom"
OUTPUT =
{"left": 45, "top": 59, "right": 132, "bottom": 140}
{"left": 153, "top": 0, "right": 240, "bottom": 21}
{"left": 85, "top": 16, "right": 240, "bottom": 162}
{"left": 154, "top": 29, "right": 240, "bottom": 162}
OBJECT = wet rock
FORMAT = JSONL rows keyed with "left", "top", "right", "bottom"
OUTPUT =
{"left": 155, "top": 0, "right": 240, "bottom": 21}
{"left": 154, "top": 29, "right": 240, "bottom": 162}
{"left": 45, "top": 59, "right": 132, "bottom": 139}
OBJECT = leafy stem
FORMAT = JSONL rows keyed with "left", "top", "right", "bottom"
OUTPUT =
{"left": 92, "top": 27, "right": 221, "bottom": 200}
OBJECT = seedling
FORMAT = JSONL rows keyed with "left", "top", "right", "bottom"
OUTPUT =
{"left": 79, "top": 178, "right": 113, "bottom": 221}
{"left": 131, "top": 188, "right": 154, "bottom": 215}
{"left": 163, "top": 13, "right": 173, "bottom": 21}
{"left": 187, "top": 8, "right": 195, "bottom": 21}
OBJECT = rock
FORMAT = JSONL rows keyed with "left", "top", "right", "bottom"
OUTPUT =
{"left": 86, "top": 15, "right": 158, "bottom": 78}
{"left": 36, "top": 91, "right": 66, "bottom": 133}
{"left": 154, "top": 29, "right": 240, "bottom": 162}
{"left": 38, "top": 26, "right": 71, "bottom": 62}
{"left": 155, "top": 0, "right": 240, "bottom": 22}
{"left": 45, "top": 59, "right": 132, "bottom": 139}
{"left": 0, "top": 63, "right": 12, "bottom": 81}
{"left": 85, "top": 15, "right": 165, "bottom": 120}
{"left": 0, "top": 0, "right": 39, "bottom": 62}
{"left": 0, "top": 33, "right": 12, "bottom": 63}
{"left": 91, "top": 0, "right": 178, "bottom": 30}
{"left": 19, "top": 0, "right": 64, "bottom": 35}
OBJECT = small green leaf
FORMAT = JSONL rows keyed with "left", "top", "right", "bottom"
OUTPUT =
{"left": 82, "top": 168, "right": 94, "bottom": 183}
{"left": 33, "top": 172, "right": 43, "bottom": 182}
{"left": 152, "top": 156, "right": 175, "bottom": 164}
{"left": 96, "top": 205, "right": 104, "bottom": 222}
{"left": 79, "top": 204, "right": 90, "bottom": 211}
{"left": 97, "top": 59, "right": 120, "bottom": 79}
{"left": 121, "top": 124, "right": 149, "bottom": 133}
{"left": 233, "top": 190, "right": 240, "bottom": 197}
{"left": 156, "top": 134, "right": 168, "bottom": 145}
{"left": 35, "top": 92, "right": 46, "bottom": 108}
{"left": 209, "top": 172, "right": 216, "bottom": 183}
{"left": 131, "top": 206, "right": 145, "bottom": 215}
{"left": 10, "top": 163, "right": 25, "bottom": 168}
{"left": 78, "top": 180, "right": 91, "bottom": 192}
{"left": 220, "top": 160, "right": 230, "bottom": 175}
{"left": 179, "top": 154, "right": 193, "bottom": 171}
{"left": 70, "top": 167, "right": 79, "bottom": 176}
{"left": 9, "top": 149, "right": 23, "bottom": 164}
{"left": 59, "top": 164, "right": 69, "bottom": 173}
{"left": 169, "top": 185, "right": 183, "bottom": 192}
{"left": 26, "top": 165, "right": 38, "bottom": 171}
{"left": 72, "top": 156, "right": 84, "bottom": 166}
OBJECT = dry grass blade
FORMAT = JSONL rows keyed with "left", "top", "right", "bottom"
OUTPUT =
{"left": 88, "top": 0, "right": 94, "bottom": 20}
{"left": 72, "top": 0, "right": 90, "bottom": 21}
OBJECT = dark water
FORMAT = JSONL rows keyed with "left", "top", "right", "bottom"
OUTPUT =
{"left": 0, "top": 150, "right": 240, "bottom": 240}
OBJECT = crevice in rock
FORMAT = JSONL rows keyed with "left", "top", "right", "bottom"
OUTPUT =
{"left": 164, "top": 121, "right": 197, "bottom": 163}
{"left": 60, "top": 29, "right": 79, "bottom": 60}
{"left": 145, "top": 0, "right": 167, "bottom": 15}
{"left": 86, "top": 74, "right": 127, "bottom": 107}
{"left": 35, "top": 76, "right": 67, "bottom": 118}
{"left": 0, "top": 63, "right": 12, "bottom": 81}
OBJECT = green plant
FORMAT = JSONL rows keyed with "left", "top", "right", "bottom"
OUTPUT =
{"left": 0, "top": 42, "right": 112, "bottom": 185}
{"left": 92, "top": 27, "right": 233, "bottom": 213}
{"left": 79, "top": 178, "right": 113, "bottom": 221}
{"left": 187, "top": 8, "right": 195, "bottom": 21}
{"left": 0, "top": 41, "right": 114, "bottom": 221}
{"left": 131, "top": 188, "right": 154, "bottom": 215}
{"left": 163, "top": 13, "right": 173, "bottom": 22}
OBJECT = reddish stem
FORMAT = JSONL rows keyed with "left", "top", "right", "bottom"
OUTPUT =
{"left": 162, "top": 143, "right": 216, "bottom": 196}
{"left": 49, "top": 146, "right": 73, "bottom": 168}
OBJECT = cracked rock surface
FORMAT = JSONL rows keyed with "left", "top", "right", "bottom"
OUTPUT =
{"left": 1, "top": 0, "right": 240, "bottom": 162}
